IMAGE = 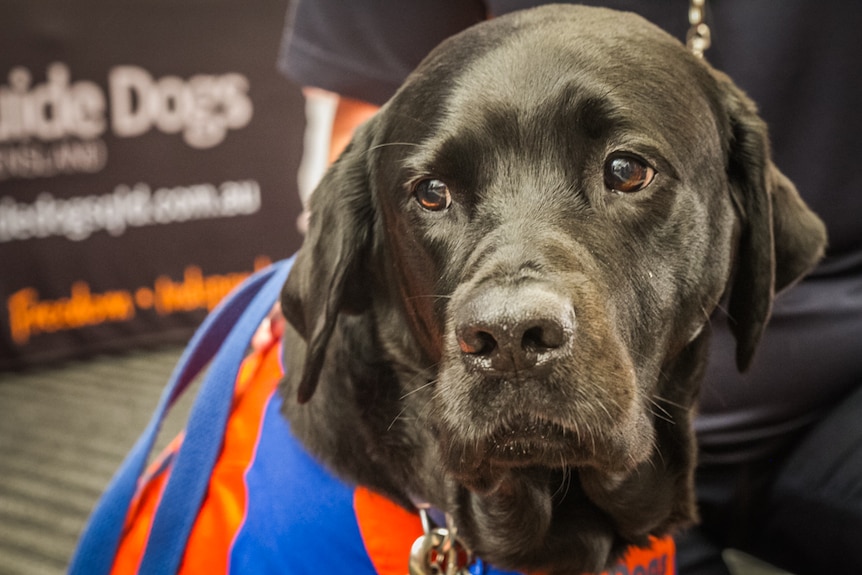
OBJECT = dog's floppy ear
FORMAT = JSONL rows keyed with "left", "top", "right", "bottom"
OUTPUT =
{"left": 281, "top": 119, "right": 377, "bottom": 403}
{"left": 716, "top": 71, "right": 827, "bottom": 371}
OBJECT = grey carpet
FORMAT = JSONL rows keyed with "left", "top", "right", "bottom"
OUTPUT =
{"left": 0, "top": 345, "right": 189, "bottom": 575}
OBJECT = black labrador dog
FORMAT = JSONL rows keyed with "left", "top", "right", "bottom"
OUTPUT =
{"left": 279, "top": 5, "right": 826, "bottom": 574}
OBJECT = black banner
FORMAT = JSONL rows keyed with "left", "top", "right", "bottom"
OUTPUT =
{"left": 0, "top": 0, "right": 304, "bottom": 369}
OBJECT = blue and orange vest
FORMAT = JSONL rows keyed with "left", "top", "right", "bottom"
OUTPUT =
{"left": 110, "top": 339, "right": 676, "bottom": 575}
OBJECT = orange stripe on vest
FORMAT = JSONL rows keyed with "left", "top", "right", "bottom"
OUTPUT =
{"left": 110, "top": 342, "right": 282, "bottom": 574}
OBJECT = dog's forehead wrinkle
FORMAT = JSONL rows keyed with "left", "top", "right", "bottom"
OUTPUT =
{"left": 442, "top": 23, "right": 708, "bottom": 132}
{"left": 457, "top": 238, "right": 582, "bottom": 301}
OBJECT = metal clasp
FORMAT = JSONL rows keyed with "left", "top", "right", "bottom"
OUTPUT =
{"left": 408, "top": 509, "right": 473, "bottom": 575}
{"left": 686, "top": 0, "right": 711, "bottom": 58}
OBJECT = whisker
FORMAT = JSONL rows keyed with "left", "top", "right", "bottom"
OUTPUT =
{"left": 647, "top": 404, "right": 675, "bottom": 425}
{"left": 367, "top": 142, "right": 421, "bottom": 153}
{"left": 627, "top": 385, "right": 677, "bottom": 425}
{"left": 385, "top": 112, "right": 436, "bottom": 131}
{"left": 387, "top": 404, "right": 411, "bottom": 432}
{"left": 552, "top": 456, "right": 573, "bottom": 500}
{"left": 405, "top": 294, "right": 453, "bottom": 302}
{"left": 651, "top": 394, "right": 688, "bottom": 411}
{"left": 400, "top": 378, "right": 437, "bottom": 400}
{"left": 643, "top": 392, "right": 674, "bottom": 421}
{"left": 652, "top": 441, "right": 666, "bottom": 468}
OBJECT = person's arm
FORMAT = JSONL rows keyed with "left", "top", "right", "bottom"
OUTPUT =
{"left": 328, "top": 93, "right": 380, "bottom": 163}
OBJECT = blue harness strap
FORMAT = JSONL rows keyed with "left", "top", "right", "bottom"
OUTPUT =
{"left": 69, "top": 257, "right": 293, "bottom": 575}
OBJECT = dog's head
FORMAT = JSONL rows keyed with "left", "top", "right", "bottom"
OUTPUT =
{"left": 280, "top": 6, "right": 826, "bottom": 573}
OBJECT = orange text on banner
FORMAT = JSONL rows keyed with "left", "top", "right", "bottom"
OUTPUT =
{"left": 7, "top": 256, "right": 271, "bottom": 345}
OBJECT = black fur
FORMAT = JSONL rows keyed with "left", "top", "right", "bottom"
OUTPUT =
{"left": 279, "top": 6, "right": 826, "bottom": 574}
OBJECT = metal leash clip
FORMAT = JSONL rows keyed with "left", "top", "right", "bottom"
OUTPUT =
{"left": 408, "top": 509, "right": 474, "bottom": 575}
{"left": 686, "top": 0, "right": 711, "bottom": 58}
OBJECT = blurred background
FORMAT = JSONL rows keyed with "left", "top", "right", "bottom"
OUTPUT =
{"left": 0, "top": 1, "right": 304, "bottom": 572}
{"left": 0, "top": 0, "right": 304, "bottom": 371}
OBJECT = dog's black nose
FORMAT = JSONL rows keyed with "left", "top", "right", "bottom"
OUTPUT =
{"left": 455, "top": 286, "right": 574, "bottom": 374}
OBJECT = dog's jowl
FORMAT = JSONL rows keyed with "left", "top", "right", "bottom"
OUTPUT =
{"left": 279, "top": 5, "right": 826, "bottom": 574}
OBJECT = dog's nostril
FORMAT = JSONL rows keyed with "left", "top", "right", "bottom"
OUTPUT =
{"left": 457, "top": 314, "right": 572, "bottom": 373}
{"left": 458, "top": 328, "right": 498, "bottom": 356}
{"left": 522, "top": 322, "right": 566, "bottom": 352}
{"left": 455, "top": 287, "right": 575, "bottom": 373}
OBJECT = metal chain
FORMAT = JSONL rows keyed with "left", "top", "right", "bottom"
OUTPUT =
{"left": 408, "top": 509, "right": 473, "bottom": 575}
{"left": 686, "top": 0, "right": 712, "bottom": 58}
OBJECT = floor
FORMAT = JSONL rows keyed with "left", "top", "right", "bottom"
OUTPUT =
{"left": 0, "top": 345, "right": 190, "bottom": 575}
{"left": 0, "top": 346, "right": 791, "bottom": 575}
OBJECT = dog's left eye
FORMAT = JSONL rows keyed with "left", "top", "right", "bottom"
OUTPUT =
{"left": 603, "top": 153, "right": 656, "bottom": 193}
{"left": 413, "top": 178, "right": 452, "bottom": 211}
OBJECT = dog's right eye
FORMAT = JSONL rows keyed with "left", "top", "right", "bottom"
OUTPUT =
{"left": 603, "top": 153, "right": 655, "bottom": 194}
{"left": 413, "top": 179, "right": 452, "bottom": 211}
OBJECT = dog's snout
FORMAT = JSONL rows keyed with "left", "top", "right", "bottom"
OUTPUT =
{"left": 455, "top": 286, "right": 575, "bottom": 374}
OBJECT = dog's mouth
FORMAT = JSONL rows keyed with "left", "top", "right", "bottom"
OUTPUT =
{"left": 439, "top": 411, "right": 638, "bottom": 493}
{"left": 484, "top": 415, "right": 579, "bottom": 466}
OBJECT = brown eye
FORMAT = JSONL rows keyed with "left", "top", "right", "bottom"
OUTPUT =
{"left": 414, "top": 178, "right": 452, "bottom": 211}
{"left": 603, "top": 153, "right": 655, "bottom": 193}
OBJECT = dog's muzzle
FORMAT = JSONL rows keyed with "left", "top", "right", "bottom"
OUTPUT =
{"left": 454, "top": 283, "right": 575, "bottom": 377}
